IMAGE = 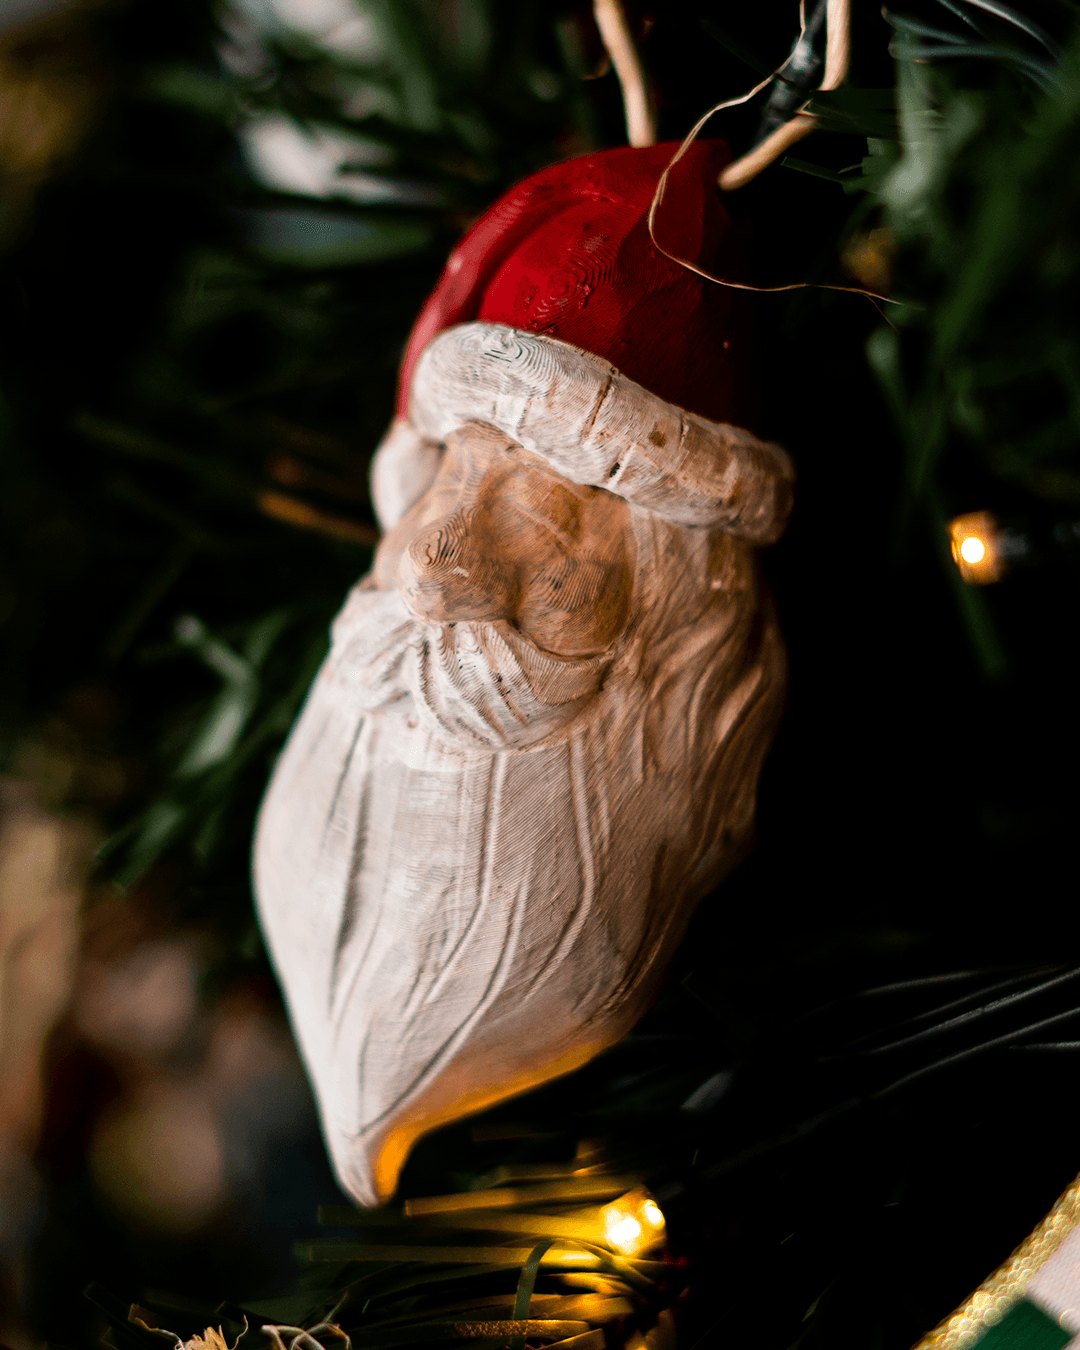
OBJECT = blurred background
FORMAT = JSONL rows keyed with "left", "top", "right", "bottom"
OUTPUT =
{"left": 0, "top": 0, "right": 1078, "bottom": 1347}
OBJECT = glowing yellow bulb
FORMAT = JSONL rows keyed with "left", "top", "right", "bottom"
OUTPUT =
{"left": 959, "top": 536, "right": 985, "bottom": 564}
{"left": 948, "top": 511, "right": 1004, "bottom": 585}
{"left": 605, "top": 1214, "right": 643, "bottom": 1252}
{"left": 597, "top": 1188, "right": 666, "bottom": 1256}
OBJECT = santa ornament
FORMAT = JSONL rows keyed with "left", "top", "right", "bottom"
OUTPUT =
{"left": 252, "top": 3, "right": 836, "bottom": 1205}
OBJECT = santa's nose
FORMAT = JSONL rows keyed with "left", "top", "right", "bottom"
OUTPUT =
{"left": 397, "top": 505, "right": 515, "bottom": 623}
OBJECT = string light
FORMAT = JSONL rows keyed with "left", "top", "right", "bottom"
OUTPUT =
{"left": 959, "top": 536, "right": 985, "bottom": 564}
{"left": 949, "top": 511, "right": 1005, "bottom": 585}
{"left": 598, "top": 1188, "right": 666, "bottom": 1256}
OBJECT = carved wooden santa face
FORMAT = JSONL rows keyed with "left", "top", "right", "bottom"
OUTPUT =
{"left": 253, "top": 322, "right": 792, "bottom": 1206}
{"left": 374, "top": 422, "right": 634, "bottom": 659}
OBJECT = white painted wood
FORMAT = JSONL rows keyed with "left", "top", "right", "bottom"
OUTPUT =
{"left": 408, "top": 323, "right": 793, "bottom": 539}
{"left": 254, "top": 325, "right": 792, "bottom": 1207}
{"left": 369, "top": 415, "right": 444, "bottom": 532}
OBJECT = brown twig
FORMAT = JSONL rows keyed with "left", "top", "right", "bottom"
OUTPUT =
{"left": 719, "top": 0, "right": 851, "bottom": 190}
{"left": 592, "top": 0, "right": 656, "bottom": 147}
{"left": 258, "top": 491, "right": 378, "bottom": 546}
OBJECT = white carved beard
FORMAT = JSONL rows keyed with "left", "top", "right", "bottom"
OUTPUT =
{"left": 254, "top": 521, "right": 784, "bottom": 1206}
{"left": 255, "top": 587, "right": 634, "bottom": 1204}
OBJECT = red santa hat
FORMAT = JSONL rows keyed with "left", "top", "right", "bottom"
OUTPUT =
{"left": 396, "top": 139, "right": 755, "bottom": 430}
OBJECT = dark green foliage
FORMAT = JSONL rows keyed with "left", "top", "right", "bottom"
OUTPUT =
{"left": 0, "top": 0, "right": 604, "bottom": 913}
{"left": 855, "top": 30, "right": 1080, "bottom": 674}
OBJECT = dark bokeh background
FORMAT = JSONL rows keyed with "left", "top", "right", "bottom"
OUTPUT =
{"left": 0, "top": 1, "right": 1076, "bottom": 1347}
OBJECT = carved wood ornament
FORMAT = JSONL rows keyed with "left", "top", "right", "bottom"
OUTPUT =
{"left": 254, "top": 141, "right": 794, "bottom": 1206}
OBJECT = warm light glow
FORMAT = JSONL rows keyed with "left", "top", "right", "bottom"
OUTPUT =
{"left": 598, "top": 1188, "right": 666, "bottom": 1256}
{"left": 959, "top": 536, "right": 985, "bottom": 564}
{"left": 642, "top": 1200, "right": 664, "bottom": 1228}
{"left": 551, "top": 1248, "right": 596, "bottom": 1266}
{"left": 605, "top": 1214, "right": 642, "bottom": 1252}
{"left": 948, "top": 511, "right": 1004, "bottom": 585}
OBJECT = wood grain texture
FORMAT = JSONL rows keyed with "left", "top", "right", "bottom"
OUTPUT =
{"left": 408, "top": 324, "right": 793, "bottom": 537}
{"left": 254, "top": 326, "right": 791, "bottom": 1206}
{"left": 374, "top": 420, "right": 634, "bottom": 659}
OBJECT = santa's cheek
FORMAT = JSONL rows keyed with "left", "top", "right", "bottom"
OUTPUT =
{"left": 514, "top": 555, "right": 633, "bottom": 659}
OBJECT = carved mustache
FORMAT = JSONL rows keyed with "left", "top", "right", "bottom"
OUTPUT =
{"left": 329, "top": 585, "right": 612, "bottom": 747}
